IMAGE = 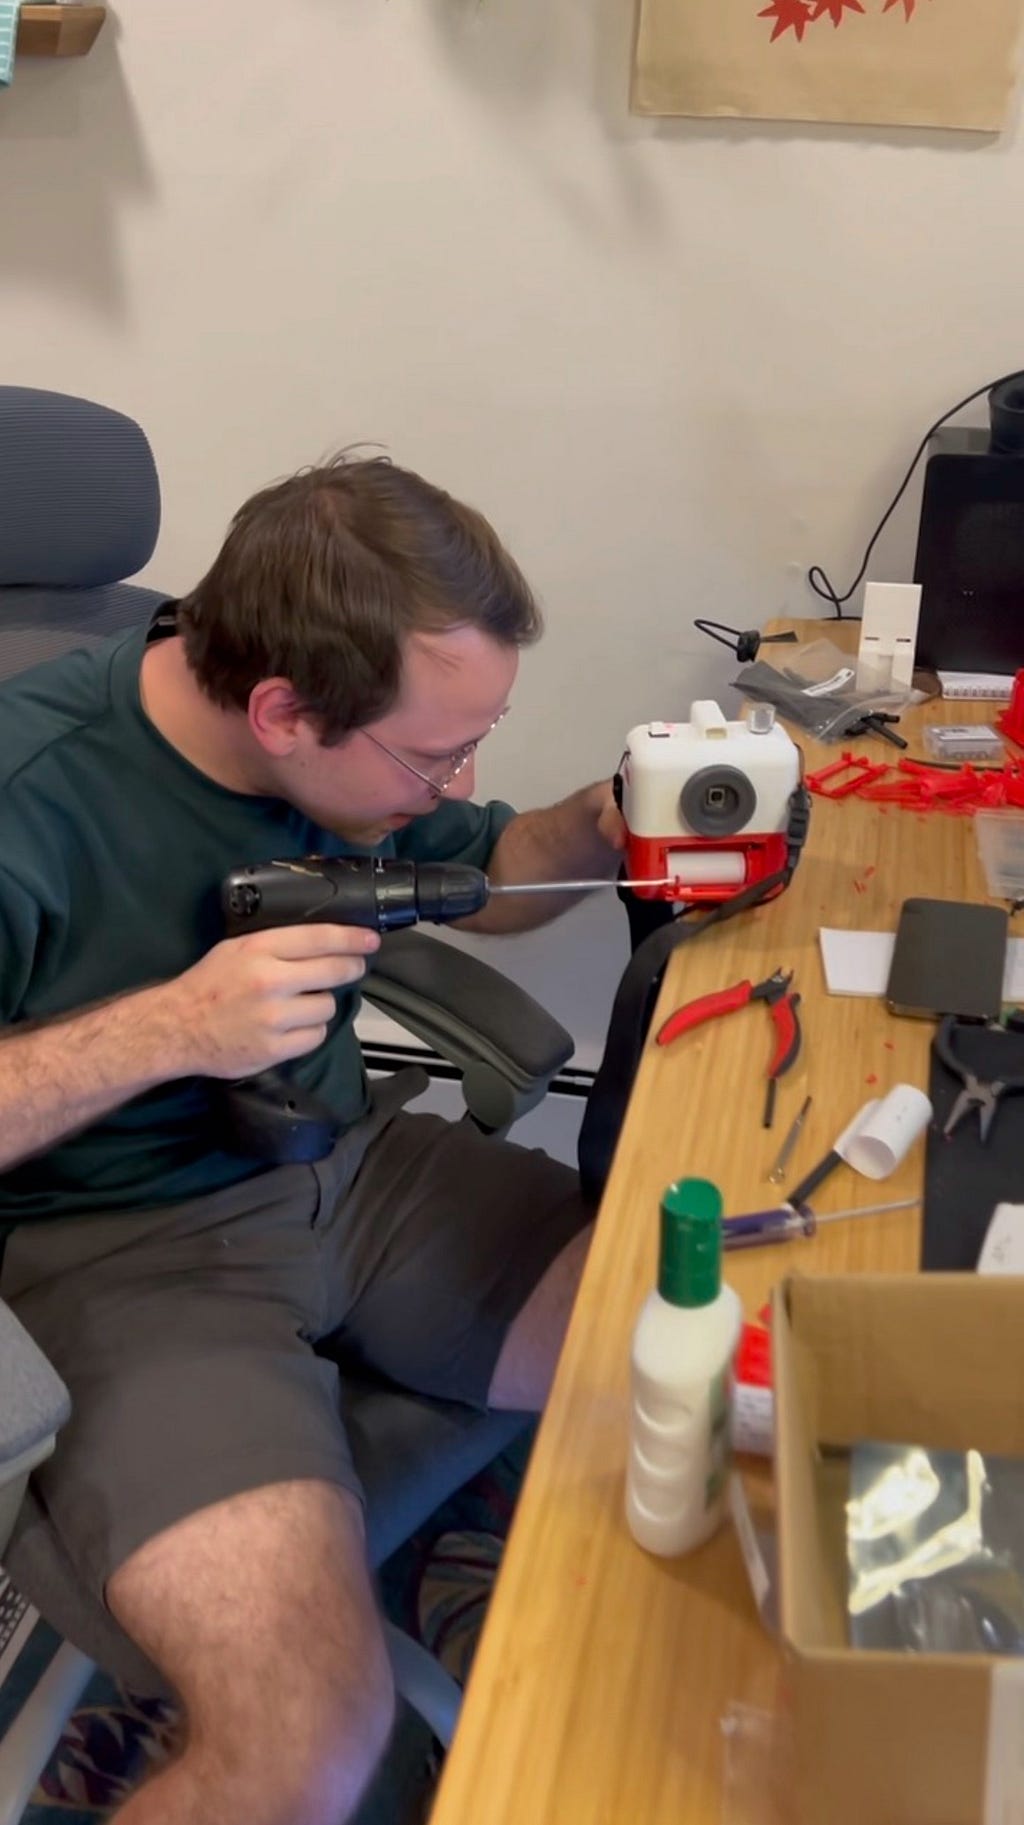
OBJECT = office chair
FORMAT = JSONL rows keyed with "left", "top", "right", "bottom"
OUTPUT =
{"left": 0, "top": 387, "right": 574, "bottom": 1820}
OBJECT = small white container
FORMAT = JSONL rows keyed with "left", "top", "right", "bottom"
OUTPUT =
{"left": 924, "top": 725, "right": 1005, "bottom": 763}
{"left": 626, "top": 1179, "right": 742, "bottom": 1558}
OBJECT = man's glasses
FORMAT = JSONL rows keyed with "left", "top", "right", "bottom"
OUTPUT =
{"left": 361, "top": 709, "right": 508, "bottom": 799}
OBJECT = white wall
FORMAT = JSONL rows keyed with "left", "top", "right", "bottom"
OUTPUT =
{"left": 3, "top": 0, "right": 1023, "bottom": 1062}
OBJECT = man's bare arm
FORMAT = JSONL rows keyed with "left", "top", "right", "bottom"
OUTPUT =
{"left": 0, "top": 983, "right": 196, "bottom": 1173}
{"left": 0, "top": 922, "right": 380, "bottom": 1175}
{"left": 457, "top": 781, "right": 625, "bottom": 935}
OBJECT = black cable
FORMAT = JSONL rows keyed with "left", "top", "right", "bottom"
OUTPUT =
{"left": 578, "top": 786, "right": 811, "bottom": 1204}
{"left": 693, "top": 618, "right": 744, "bottom": 653}
{"left": 693, "top": 619, "right": 798, "bottom": 662}
{"left": 809, "top": 367, "right": 1024, "bottom": 620}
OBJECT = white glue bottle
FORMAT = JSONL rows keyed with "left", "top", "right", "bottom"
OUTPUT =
{"left": 626, "top": 1177, "right": 742, "bottom": 1558}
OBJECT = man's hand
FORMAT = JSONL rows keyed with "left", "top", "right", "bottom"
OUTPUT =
{"left": 161, "top": 924, "right": 381, "bottom": 1079}
{"left": 594, "top": 783, "right": 626, "bottom": 856}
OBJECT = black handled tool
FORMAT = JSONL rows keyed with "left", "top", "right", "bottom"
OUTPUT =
{"left": 934, "top": 1014, "right": 1024, "bottom": 1146}
{"left": 215, "top": 858, "right": 494, "bottom": 1164}
{"left": 785, "top": 1147, "right": 843, "bottom": 1215}
{"left": 216, "top": 857, "right": 671, "bottom": 1163}
{"left": 846, "top": 711, "right": 908, "bottom": 750}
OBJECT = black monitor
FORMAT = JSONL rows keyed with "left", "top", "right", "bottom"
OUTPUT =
{"left": 914, "top": 379, "right": 1024, "bottom": 674}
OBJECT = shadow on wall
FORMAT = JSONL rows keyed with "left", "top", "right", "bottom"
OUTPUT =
{"left": 0, "top": 8, "right": 155, "bottom": 319}
{"left": 424, "top": 0, "right": 668, "bottom": 237}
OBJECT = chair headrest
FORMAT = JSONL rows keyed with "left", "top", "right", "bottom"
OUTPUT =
{"left": 0, "top": 387, "right": 161, "bottom": 587}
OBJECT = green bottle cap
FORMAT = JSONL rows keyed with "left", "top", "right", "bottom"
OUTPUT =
{"left": 658, "top": 1178, "right": 723, "bottom": 1308}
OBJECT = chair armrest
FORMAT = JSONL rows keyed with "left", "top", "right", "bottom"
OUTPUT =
{"left": 363, "top": 930, "right": 573, "bottom": 1130}
{"left": 0, "top": 1297, "right": 70, "bottom": 1471}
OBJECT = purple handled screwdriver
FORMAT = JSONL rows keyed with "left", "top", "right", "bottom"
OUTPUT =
{"left": 722, "top": 1197, "right": 920, "bottom": 1251}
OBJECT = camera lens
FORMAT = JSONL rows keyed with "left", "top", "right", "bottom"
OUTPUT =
{"left": 680, "top": 766, "right": 756, "bottom": 838}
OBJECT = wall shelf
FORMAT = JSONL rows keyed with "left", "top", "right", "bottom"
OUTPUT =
{"left": 16, "top": 5, "right": 107, "bottom": 58}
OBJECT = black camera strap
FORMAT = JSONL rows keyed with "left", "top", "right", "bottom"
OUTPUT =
{"left": 577, "top": 785, "right": 811, "bottom": 1206}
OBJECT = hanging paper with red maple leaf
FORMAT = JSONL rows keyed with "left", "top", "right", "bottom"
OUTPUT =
{"left": 633, "top": 0, "right": 1024, "bottom": 129}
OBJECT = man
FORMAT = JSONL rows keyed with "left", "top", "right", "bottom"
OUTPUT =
{"left": 0, "top": 456, "right": 623, "bottom": 1824}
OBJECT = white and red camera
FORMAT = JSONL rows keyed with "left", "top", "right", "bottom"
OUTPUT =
{"left": 619, "top": 702, "right": 803, "bottom": 906}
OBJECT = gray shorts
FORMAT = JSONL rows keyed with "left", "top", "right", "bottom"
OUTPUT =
{"left": 0, "top": 1071, "right": 587, "bottom": 1603}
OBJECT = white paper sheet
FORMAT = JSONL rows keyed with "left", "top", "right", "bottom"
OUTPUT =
{"left": 977, "top": 1205, "right": 1024, "bottom": 1275}
{"left": 818, "top": 929, "right": 896, "bottom": 996}
{"left": 1004, "top": 942, "right": 1024, "bottom": 1003}
{"left": 819, "top": 928, "right": 1024, "bottom": 1002}
{"left": 985, "top": 1659, "right": 1024, "bottom": 1825}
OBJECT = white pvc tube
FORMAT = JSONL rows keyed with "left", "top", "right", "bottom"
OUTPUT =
{"left": 840, "top": 1085, "right": 933, "bottom": 1181}
{"left": 667, "top": 851, "right": 746, "bottom": 885}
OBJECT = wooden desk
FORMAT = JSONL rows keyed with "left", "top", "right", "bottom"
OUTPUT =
{"left": 430, "top": 627, "right": 996, "bottom": 1825}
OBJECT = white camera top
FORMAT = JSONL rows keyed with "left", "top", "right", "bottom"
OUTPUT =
{"left": 621, "top": 702, "right": 801, "bottom": 843}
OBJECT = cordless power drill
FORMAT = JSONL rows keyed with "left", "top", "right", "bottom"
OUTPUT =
{"left": 217, "top": 855, "right": 661, "bottom": 1163}
{"left": 216, "top": 857, "right": 494, "bottom": 1163}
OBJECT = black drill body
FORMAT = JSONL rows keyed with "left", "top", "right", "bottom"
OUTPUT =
{"left": 222, "top": 855, "right": 490, "bottom": 938}
{"left": 216, "top": 857, "right": 491, "bottom": 1166}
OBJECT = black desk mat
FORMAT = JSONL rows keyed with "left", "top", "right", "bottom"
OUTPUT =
{"left": 923, "top": 1023, "right": 1024, "bottom": 1270}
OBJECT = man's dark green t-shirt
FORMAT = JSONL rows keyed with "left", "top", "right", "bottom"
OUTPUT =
{"left": 0, "top": 620, "right": 515, "bottom": 1223}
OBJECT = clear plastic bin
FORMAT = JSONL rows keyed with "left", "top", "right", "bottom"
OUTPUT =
{"left": 721, "top": 1703, "right": 792, "bottom": 1824}
{"left": 976, "top": 810, "right": 1024, "bottom": 901}
{"left": 925, "top": 725, "right": 1005, "bottom": 764}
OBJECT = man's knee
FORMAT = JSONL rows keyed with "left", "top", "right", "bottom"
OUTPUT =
{"left": 187, "top": 1634, "right": 395, "bottom": 1825}
{"left": 107, "top": 1480, "right": 396, "bottom": 1825}
{"left": 488, "top": 1219, "right": 594, "bottom": 1410}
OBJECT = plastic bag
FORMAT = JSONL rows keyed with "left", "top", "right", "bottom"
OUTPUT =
{"left": 847, "top": 1442, "right": 1024, "bottom": 1654}
{"left": 734, "top": 639, "right": 909, "bottom": 744}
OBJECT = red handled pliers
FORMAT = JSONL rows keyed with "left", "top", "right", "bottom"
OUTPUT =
{"left": 656, "top": 967, "right": 802, "bottom": 1128}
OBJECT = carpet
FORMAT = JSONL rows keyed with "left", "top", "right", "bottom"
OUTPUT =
{"left": 1, "top": 1430, "right": 533, "bottom": 1824}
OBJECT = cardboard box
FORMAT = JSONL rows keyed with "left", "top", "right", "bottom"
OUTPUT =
{"left": 774, "top": 1273, "right": 1024, "bottom": 1825}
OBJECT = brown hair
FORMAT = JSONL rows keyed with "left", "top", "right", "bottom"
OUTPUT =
{"left": 177, "top": 455, "right": 542, "bottom": 743}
